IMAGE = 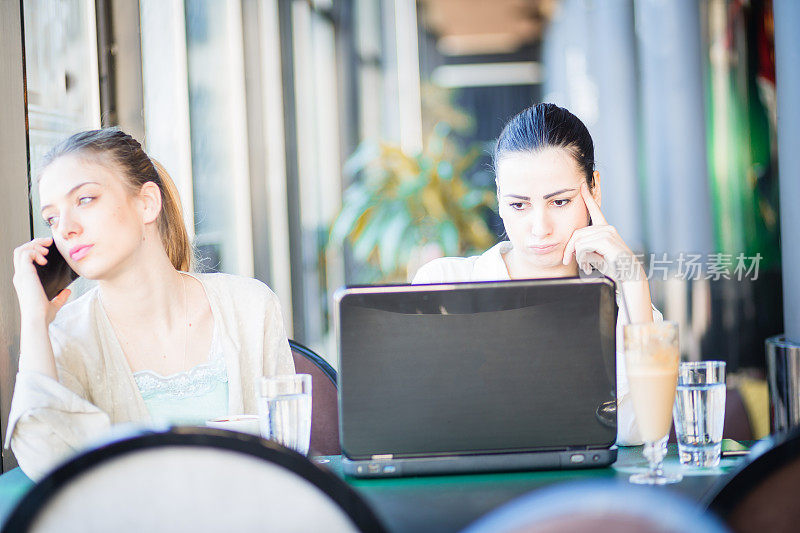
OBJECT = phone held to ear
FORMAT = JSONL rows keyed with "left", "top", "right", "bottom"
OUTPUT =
{"left": 35, "top": 242, "right": 79, "bottom": 300}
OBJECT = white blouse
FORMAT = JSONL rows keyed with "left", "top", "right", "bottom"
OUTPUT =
{"left": 5, "top": 272, "right": 295, "bottom": 480}
{"left": 413, "top": 241, "right": 664, "bottom": 446}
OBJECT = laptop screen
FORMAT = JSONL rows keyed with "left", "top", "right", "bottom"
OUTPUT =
{"left": 336, "top": 278, "right": 618, "bottom": 460}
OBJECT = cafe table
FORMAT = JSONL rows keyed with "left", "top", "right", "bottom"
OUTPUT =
{"left": 0, "top": 445, "right": 742, "bottom": 532}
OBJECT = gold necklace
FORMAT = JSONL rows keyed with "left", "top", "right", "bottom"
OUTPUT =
{"left": 104, "top": 272, "right": 189, "bottom": 373}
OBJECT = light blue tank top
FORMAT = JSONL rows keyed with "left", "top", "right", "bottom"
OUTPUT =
{"left": 134, "top": 350, "right": 229, "bottom": 426}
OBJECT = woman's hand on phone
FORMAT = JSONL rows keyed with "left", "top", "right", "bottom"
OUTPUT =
{"left": 12, "top": 237, "right": 71, "bottom": 325}
{"left": 561, "top": 183, "right": 645, "bottom": 284}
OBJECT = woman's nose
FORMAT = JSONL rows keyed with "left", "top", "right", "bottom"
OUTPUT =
{"left": 529, "top": 208, "right": 552, "bottom": 237}
{"left": 56, "top": 211, "right": 82, "bottom": 240}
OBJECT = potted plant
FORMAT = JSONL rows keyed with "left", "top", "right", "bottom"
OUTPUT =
{"left": 329, "top": 122, "right": 497, "bottom": 282}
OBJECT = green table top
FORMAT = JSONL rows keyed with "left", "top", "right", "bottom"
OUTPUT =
{"left": 316, "top": 445, "right": 741, "bottom": 532}
{"left": 0, "top": 445, "right": 742, "bottom": 533}
{"left": 0, "top": 467, "right": 34, "bottom": 524}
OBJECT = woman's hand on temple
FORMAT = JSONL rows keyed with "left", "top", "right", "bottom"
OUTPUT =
{"left": 561, "top": 183, "right": 645, "bottom": 285}
{"left": 12, "top": 237, "right": 71, "bottom": 325}
{"left": 562, "top": 183, "right": 655, "bottom": 324}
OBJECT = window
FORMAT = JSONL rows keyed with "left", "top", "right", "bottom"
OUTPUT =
{"left": 24, "top": 0, "right": 101, "bottom": 236}
{"left": 185, "top": 0, "right": 254, "bottom": 276}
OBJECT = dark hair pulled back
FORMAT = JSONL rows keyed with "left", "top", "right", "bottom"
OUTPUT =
{"left": 39, "top": 128, "right": 193, "bottom": 271}
{"left": 493, "top": 103, "right": 596, "bottom": 188}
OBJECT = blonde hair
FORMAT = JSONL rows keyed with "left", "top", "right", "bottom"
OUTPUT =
{"left": 150, "top": 159, "right": 192, "bottom": 271}
{"left": 40, "top": 128, "right": 194, "bottom": 271}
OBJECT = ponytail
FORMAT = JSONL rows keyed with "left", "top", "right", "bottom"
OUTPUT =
{"left": 151, "top": 159, "right": 193, "bottom": 272}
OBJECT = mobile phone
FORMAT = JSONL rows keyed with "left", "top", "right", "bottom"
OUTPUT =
{"left": 35, "top": 241, "right": 79, "bottom": 300}
{"left": 721, "top": 438, "right": 751, "bottom": 457}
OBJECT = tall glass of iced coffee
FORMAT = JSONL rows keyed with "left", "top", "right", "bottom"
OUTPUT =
{"left": 624, "top": 321, "right": 682, "bottom": 484}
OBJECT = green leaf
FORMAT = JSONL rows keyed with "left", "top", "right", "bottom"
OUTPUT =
{"left": 437, "top": 161, "right": 453, "bottom": 181}
{"left": 329, "top": 185, "right": 373, "bottom": 245}
{"left": 397, "top": 171, "right": 429, "bottom": 198}
{"left": 439, "top": 220, "right": 459, "bottom": 256}
{"left": 417, "top": 151, "right": 435, "bottom": 171}
{"left": 396, "top": 225, "right": 420, "bottom": 268}
{"left": 378, "top": 209, "right": 412, "bottom": 274}
{"left": 459, "top": 189, "right": 485, "bottom": 210}
{"left": 343, "top": 142, "right": 380, "bottom": 177}
{"left": 351, "top": 208, "right": 391, "bottom": 262}
{"left": 428, "top": 122, "right": 450, "bottom": 157}
{"left": 454, "top": 144, "right": 482, "bottom": 175}
{"left": 433, "top": 121, "right": 451, "bottom": 138}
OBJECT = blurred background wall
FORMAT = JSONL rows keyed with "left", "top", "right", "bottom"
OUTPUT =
{"left": 0, "top": 0, "right": 785, "bottom": 467}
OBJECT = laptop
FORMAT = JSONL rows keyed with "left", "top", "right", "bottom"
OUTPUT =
{"left": 334, "top": 277, "right": 619, "bottom": 477}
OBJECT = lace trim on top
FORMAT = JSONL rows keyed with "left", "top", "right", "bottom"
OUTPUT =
{"left": 134, "top": 351, "right": 228, "bottom": 401}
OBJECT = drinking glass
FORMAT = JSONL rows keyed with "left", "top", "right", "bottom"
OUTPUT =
{"left": 257, "top": 374, "right": 312, "bottom": 455}
{"left": 624, "top": 321, "right": 682, "bottom": 484}
{"left": 673, "top": 361, "right": 726, "bottom": 467}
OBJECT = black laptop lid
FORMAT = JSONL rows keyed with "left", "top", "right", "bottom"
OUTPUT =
{"left": 336, "top": 278, "right": 618, "bottom": 460}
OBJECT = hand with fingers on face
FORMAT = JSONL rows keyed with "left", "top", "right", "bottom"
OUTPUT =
{"left": 12, "top": 237, "right": 72, "bottom": 325}
{"left": 562, "top": 182, "right": 645, "bottom": 284}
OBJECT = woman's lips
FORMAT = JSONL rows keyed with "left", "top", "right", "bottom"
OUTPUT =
{"left": 527, "top": 243, "right": 559, "bottom": 255}
{"left": 69, "top": 244, "right": 93, "bottom": 261}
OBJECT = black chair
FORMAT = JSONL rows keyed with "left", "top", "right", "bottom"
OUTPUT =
{"left": 289, "top": 339, "right": 340, "bottom": 455}
{"left": 2, "top": 427, "right": 384, "bottom": 533}
{"left": 462, "top": 480, "right": 728, "bottom": 533}
{"left": 705, "top": 426, "right": 800, "bottom": 533}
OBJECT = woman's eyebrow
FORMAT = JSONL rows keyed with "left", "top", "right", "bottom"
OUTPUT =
{"left": 40, "top": 181, "right": 100, "bottom": 212}
{"left": 542, "top": 188, "right": 576, "bottom": 200}
{"left": 502, "top": 194, "right": 530, "bottom": 201}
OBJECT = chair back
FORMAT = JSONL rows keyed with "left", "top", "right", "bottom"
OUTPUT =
{"left": 2, "top": 427, "right": 384, "bottom": 533}
{"left": 705, "top": 426, "right": 800, "bottom": 533}
{"left": 289, "top": 340, "right": 340, "bottom": 455}
{"left": 463, "top": 480, "right": 728, "bottom": 533}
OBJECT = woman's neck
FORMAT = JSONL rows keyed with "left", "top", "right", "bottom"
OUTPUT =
{"left": 98, "top": 249, "right": 186, "bottom": 330}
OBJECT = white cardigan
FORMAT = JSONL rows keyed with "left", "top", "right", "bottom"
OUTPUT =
{"left": 413, "top": 241, "right": 664, "bottom": 447}
{"left": 5, "top": 272, "right": 294, "bottom": 480}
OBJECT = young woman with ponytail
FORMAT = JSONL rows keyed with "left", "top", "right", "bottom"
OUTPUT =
{"left": 7, "top": 129, "right": 294, "bottom": 479}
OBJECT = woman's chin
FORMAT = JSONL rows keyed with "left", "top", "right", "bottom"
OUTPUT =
{"left": 521, "top": 253, "right": 564, "bottom": 269}
{"left": 516, "top": 255, "right": 578, "bottom": 277}
{"left": 69, "top": 261, "right": 107, "bottom": 281}
{"left": 71, "top": 269, "right": 98, "bottom": 281}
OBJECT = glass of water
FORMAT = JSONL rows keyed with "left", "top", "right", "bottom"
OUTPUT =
{"left": 673, "top": 361, "right": 726, "bottom": 467}
{"left": 257, "top": 374, "right": 312, "bottom": 455}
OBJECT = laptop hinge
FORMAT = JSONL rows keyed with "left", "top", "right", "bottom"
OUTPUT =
{"left": 371, "top": 454, "right": 393, "bottom": 460}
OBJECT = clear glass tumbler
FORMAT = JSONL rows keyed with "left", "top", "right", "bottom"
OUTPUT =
{"left": 624, "top": 321, "right": 682, "bottom": 485}
{"left": 257, "top": 374, "right": 312, "bottom": 455}
{"left": 673, "top": 361, "right": 726, "bottom": 467}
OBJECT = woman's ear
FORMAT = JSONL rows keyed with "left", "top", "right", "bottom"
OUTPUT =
{"left": 138, "top": 181, "right": 163, "bottom": 225}
{"left": 591, "top": 171, "right": 602, "bottom": 208}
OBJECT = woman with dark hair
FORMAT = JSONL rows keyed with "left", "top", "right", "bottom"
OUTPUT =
{"left": 7, "top": 129, "right": 294, "bottom": 479}
{"left": 413, "top": 103, "right": 661, "bottom": 445}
